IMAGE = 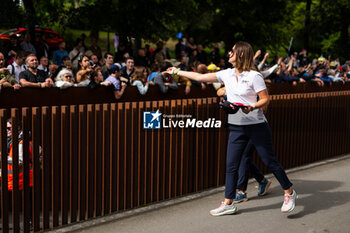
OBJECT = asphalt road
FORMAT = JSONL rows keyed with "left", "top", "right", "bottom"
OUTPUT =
{"left": 71, "top": 156, "right": 350, "bottom": 233}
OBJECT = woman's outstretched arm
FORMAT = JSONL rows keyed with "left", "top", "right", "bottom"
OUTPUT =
{"left": 163, "top": 67, "right": 218, "bottom": 83}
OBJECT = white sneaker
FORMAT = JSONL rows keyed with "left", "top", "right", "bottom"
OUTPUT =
{"left": 281, "top": 190, "right": 297, "bottom": 213}
{"left": 210, "top": 201, "right": 238, "bottom": 216}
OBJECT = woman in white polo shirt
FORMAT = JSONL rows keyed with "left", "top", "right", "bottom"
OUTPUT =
{"left": 165, "top": 41, "right": 296, "bottom": 216}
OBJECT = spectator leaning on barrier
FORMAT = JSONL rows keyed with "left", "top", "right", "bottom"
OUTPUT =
{"left": 153, "top": 61, "right": 178, "bottom": 93}
{"left": 75, "top": 55, "right": 92, "bottom": 86}
{"left": 172, "top": 66, "right": 192, "bottom": 95}
{"left": 147, "top": 63, "right": 160, "bottom": 84}
{"left": 131, "top": 66, "right": 149, "bottom": 95}
{"left": 314, "top": 64, "right": 332, "bottom": 84}
{"left": 104, "top": 64, "right": 127, "bottom": 99}
{"left": 121, "top": 57, "right": 135, "bottom": 84}
{"left": 19, "top": 54, "right": 53, "bottom": 88}
{"left": 54, "top": 68, "right": 74, "bottom": 89}
{"left": 101, "top": 52, "right": 114, "bottom": 79}
{"left": 48, "top": 63, "right": 58, "bottom": 80}
{"left": 7, "top": 51, "right": 26, "bottom": 83}
{"left": 0, "top": 52, "right": 20, "bottom": 90}
{"left": 88, "top": 69, "right": 111, "bottom": 89}
{"left": 38, "top": 56, "right": 49, "bottom": 75}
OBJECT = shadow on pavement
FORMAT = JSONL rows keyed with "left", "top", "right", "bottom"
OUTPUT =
{"left": 240, "top": 179, "right": 350, "bottom": 218}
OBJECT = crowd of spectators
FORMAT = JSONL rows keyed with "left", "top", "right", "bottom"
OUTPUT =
{"left": 1, "top": 32, "right": 350, "bottom": 99}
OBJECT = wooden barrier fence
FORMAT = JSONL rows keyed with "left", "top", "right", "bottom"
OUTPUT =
{"left": 0, "top": 90, "right": 350, "bottom": 232}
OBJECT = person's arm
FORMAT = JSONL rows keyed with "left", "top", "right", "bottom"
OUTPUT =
{"left": 253, "top": 50, "right": 261, "bottom": 61}
{"left": 133, "top": 80, "right": 149, "bottom": 95}
{"left": 258, "top": 52, "right": 269, "bottom": 71}
{"left": 76, "top": 69, "right": 90, "bottom": 83}
{"left": 287, "top": 59, "right": 293, "bottom": 72}
{"left": 114, "top": 82, "right": 127, "bottom": 99}
{"left": 242, "top": 89, "right": 270, "bottom": 114}
{"left": 154, "top": 75, "right": 169, "bottom": 93}
{"left": 164, "top": 68, "right": 218, "bottom": 83}
{"left": 20, "top": 78, "right": 48, "bottom": 88}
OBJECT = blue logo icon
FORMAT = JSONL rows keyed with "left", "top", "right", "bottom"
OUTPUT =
{"left": 143, "top": 110, "right": 162, "bottom": 129}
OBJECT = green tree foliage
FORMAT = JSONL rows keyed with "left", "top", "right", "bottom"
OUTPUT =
{"left": 189, "top": 0, "right": 292, "bottom": 53}
{"left": 311, "top": 0, "right": 350, "bottom": 60}
{"left": 9, "top": 0, "right": 348, "bottom": 59}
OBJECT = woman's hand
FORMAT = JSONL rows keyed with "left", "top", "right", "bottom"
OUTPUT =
{"left": 242, "top": 105, "right": 254, "bottom": 114}
{"left": 162, "top": 67, "right": 179, "bottom": 76}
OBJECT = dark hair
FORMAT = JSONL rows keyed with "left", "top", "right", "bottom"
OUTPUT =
{"left": 151, "top": 63, "right": 160, "bottom": 72}
{"left": 317, "top": 64, "right": 326, "bottom": 70}
{"left": 104, "top": 52, "right": 113, "bottom": 59}
{"left": 125, "top": 56, "right": 134, "bottom": 62}
{"left": 160, "top": 61, "right": 172, "bottom": 72}
{"left": 78, "top": 55, "right": 89, "bottom": 62}
{"left": 62, "top": 56, "right": 70, "bottom": 61}
{"left": 131, "top": 66, "right": 148, "bottom": 83}
{"left": 15, "top": 51, "right": 25, "bottom": 59}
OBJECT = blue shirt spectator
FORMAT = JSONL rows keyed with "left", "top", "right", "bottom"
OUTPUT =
{"left": 52, "top": 42, "right": 69, "bottom": 66}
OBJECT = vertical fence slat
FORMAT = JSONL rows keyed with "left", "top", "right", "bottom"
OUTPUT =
{"left": 124, "top": 102, "right": 131, "bottom": 208}
{"left": 78, "top": 105, "right": 87, "bottom": 221}
{"left": 117, "top": 103, "right": 124, "bottom": 210}
{"left": 87, "top": 104, "right": 95, "bottom": 218}
{"left": 61, "top": 106, "right": 69, "bottom": 225}
{"left": 0, "top": 109, "right": 9, "bottom": 233}
{"left": 137, "top": 102, "right": 143, "bottom": 205}
{"left": 69, "top": 105, "right": 78, "bottom": 223}
{"left": 51, "top": 106, "right": 60, "bottom": 227}
{"left": 21, "top": 108, "right": 31, "bottom": 233}
{"left": 143, "top": 102, "right": 150, "bottom": 202}
{"left": 11, "top": 108, "right": 20, "bottom": 233}
{"left": 110, "top": 104, "right": 117, "bottom": 212}
{"left": 131, "top": 102, "right": 138, "bottom": 207}
{"left": 42, "top": 106, "right": 51, "bottom": 229}
{"left": 170, "top": 100, "right": 176, "bottom": 197}
{"left": 102, "top": 104, "right": 111, "bottom": 214}
{"left": 94, "top": 104, "right": 102, "bottom": 217}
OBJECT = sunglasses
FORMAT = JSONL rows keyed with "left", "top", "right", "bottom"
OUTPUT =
{"left": 65, "top": 75, "right": 72, "bottom": 78}
{"left": 7, "top": 127, "right": 11, "bottom": 130}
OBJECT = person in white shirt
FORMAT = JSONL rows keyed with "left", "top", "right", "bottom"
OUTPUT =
{"left": 38, "top": 56, "right": 49, "bottom": 75}
{"left": 7, "top": 51, "right": 26, "bottom": 83}
{"left": 165, "top": 41, "right": 297, "bottom": 216}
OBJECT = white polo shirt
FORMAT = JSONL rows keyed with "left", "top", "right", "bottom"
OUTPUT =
{"left": 7, "top": 61, "right": 26, "bottom": 84}
{"left": 216, "top": 68, "right": 267, "bottom": 125}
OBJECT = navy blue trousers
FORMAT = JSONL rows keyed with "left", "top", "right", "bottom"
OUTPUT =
{"left": 237, "top": 140, "right": 265, "bottom": 191}
{"left": 225, "top": 122, "right": 292, "bottom": 199}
